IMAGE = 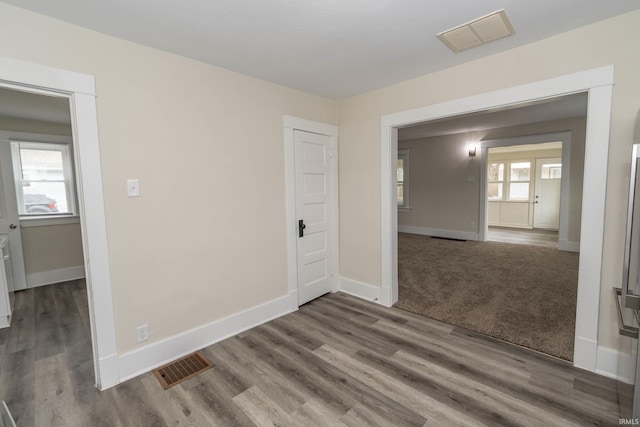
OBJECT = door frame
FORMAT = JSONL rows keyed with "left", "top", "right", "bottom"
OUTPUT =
{"left": 381, "top": 65, "right": 613, "bottom": 373}
{"left": 479, "top": 132, "right": 572, "bottom": 250}
{"left": 0, "top": 131, "right": 75, "bottom": 291}
{"left": 533, "top": 156, "right": 563, "bottom": 231}
{"left": 284, "top": 116, "right": 339, "bottom": 310}
{"left": 0, "top": 56, "right": 118, "bottom": 389}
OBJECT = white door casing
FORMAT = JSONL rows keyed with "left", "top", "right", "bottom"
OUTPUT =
{"left": 284, "top": 116, "right": 339, "bottom": 310}
{"left": 534, "top": 157, "right": 562, "bottom": 230}
{"left": 0, "top": 56, "right": 118, "bottom": 389}
{"left": 0, "top": 142, "right": 27, "bottom": 291}
{"left": 295, "top": 130, "right": 334, "bottom": 305}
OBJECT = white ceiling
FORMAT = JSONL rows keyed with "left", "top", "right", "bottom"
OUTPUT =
{"left": 398, "top": 92, "right": 588, "bottom": 141}
{"left": 2, "top": 1, "right": 639, "bottom": 99}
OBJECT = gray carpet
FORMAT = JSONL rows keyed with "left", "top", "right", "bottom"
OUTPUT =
{"left": 395, "top": 232, "right": 579, "bottom": 360}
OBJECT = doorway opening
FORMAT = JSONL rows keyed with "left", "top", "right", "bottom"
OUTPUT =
{"left": 393, "top": 94, "right": 585, "bottom": 361}
{"left": 0, "top": 89, "right": 96, "bottom": 421}
{"left": 381, "top": 66, "right": 614, "bottom": 373}
{"left": 0, "top": 56, "right": 118, "bottom": 390}
{"left": 486, "top": 143, "right": 564, "bottom": 248}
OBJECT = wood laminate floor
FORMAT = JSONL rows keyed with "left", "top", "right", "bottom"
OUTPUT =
{"left": 487, "top": 226, "right": 560, "bottom": 248}
{"left": 0, "top": 280, "right": 628, "bottom": 426}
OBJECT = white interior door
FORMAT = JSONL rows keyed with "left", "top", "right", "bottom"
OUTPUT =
{"left": 534, "top": 157, "right": 562, "bottom": 230}
{"left": 0, "top": 142, "right": 27, "bottom": 291}
{"left": 295, "top": 130, "right": 334, "bottom": 305}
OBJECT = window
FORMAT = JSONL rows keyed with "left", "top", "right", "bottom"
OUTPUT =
{"left": 397, "top": 150, "right": 410, "bottom": 209}
{"left": 488, "top": 162, "right": 504, "bottom": 201}
{"left": 541, "top": 163, "right": 562, "bottom": 179}
{"left": 11, "top": 141, "right": 77, "bottom": 217}
{"left": 509, "top": 161, "right": 530, "bottom": 201}
{"left": 487, "top": 159, "right": 532, "bottom": 202}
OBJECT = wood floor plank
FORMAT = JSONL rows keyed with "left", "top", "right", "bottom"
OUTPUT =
{"left": 251, "top": 324, "right": 427, "bottom": 426}
{"left": 313, "top": 344, "right": 488, "bottom": 427}
{"left": 232, "top": 385, "right": 296, "bottom": 427}
{"left": 237, "top": 330, "right": 357, "bottom": 417}
{"left": 213, "top": 338, "right": 309, "bottom": 414}
{"left": 0, "top": 283, "right": 627, "bottom": 425}
{"left": 290, "top": 399, "right": 347, "bottom": 427}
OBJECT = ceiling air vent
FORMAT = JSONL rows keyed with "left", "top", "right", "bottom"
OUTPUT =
{"left": 437, "top": 9, "right": 515, "bottom": 53}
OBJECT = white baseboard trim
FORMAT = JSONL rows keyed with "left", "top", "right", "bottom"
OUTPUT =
{"left": 97, "top": 352, "right": 120, "bottom": 390}
{"left": 338, "top": 277, "right": 382, "bottom": 302}
{"left": 488, "top": 223, "right": 532, "bottom": 230}
{"left": 595, "top": 345, "right": 634, "bottom": 384}
{"left": 558, "top": 239, "right": 580, "bottom": 252}
{"left": 398, "top": 225, "right": 479, "bottom": 241}
{"left": 573, "top": 335, "right": 598, "bottom": 372}
{"left": 288, "top": 290, "right": 299, "bottom": 312}
{"left": 0, "top": 316, "right": 9, "bottom": 329}
{"left": 26, "top": 265, "right": 85, "bottom": 288}
{"left": 118, "top": 293, "right": 292, "bottom": 384}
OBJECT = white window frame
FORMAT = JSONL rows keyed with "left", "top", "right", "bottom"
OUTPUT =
{"left": 487, "top": 159, "right": 532, "bottom": 202}
{"left": 487, "top": 161, "right": 505, "bottom": 201}
{"left": 507, "top": 160, "right": 532, "bottom": 202}
{"left": 11, "top": 140, "right": 78, "bottom": 219}
{"left": 397, "top": 149, "right": 411, "bottom": 211}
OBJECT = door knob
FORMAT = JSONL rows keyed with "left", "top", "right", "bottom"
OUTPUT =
{"left": 298, "top": 220, "right": 306, "bottom": 238}
{"left": 9, "top": 224, "right": 17, "bottom": 229}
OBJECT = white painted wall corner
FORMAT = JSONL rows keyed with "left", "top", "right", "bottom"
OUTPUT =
{"left": 558, "top": 239, "right": 580, "bottom": 252}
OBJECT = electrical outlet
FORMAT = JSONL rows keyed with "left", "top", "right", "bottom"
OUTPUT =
{"left": 136, "top": 324, "right": 149, "bottom": 343}
{"left": 127, "top": 179, "right": 140, "bottom": 197}
{"left": 470, "top": 221, "right": 476, "bottom": 229}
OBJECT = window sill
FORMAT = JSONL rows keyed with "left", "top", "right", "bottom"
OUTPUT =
{"left": 398, "top": 206, "right": 413, "bottom": 213}
{"left": 19, "top": 215, "right": 80, "bottom": 228}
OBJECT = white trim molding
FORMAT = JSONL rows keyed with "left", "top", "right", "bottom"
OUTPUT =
{"left": 0, "top": 55, "right": 119, "bottom": 390}
{"left": 118, "top": 294, "right": 292, "bottom": 383}
{"left": 398, "top": 225, "right": 479, "bottom": 242}
{"left": 283, "top": 116, "right": 340, "bottom": 308}
{"left": 595, "top": 344, "right": 635, "bottom": 384}
{"left": 338, "top": 277, "right": 382, "bottom": 303}
{"left": 381, "top": 65, "right": 614, "bottom": 375}
{"left": 26, "top": 265, "right": 85, "bottom": 288}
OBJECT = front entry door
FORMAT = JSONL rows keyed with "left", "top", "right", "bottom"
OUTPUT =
{"left": 0, "top": 142, "right": 27, "bottom": 291}
{"left": 534, "top": 157, "right": 562, "bottom": 230}
{"left": 295, "top": 130, "right": 334, "bottom": 305}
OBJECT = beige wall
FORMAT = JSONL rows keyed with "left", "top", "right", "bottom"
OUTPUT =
{"left": 21, "top": 224, "right": 84, "bottom": 274}
{"left": 398, "top": 134, "right": 479, "bottom": 233}
{"left": 0, "top": 3, "right": 337, "bottom": 353}
{"left": 338, "top": 11, "right": 640, "bottom": 349}
{"left": 398, "top": 117, "right": 584, "bottom": 242}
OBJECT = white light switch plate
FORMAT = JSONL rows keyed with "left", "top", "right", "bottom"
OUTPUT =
{"left": 127, "top": 179, "right": 140, "bottom": 197}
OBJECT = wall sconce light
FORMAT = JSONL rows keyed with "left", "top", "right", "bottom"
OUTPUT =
{"left": 468, "top": 144, "right": 477, "bottom": 157}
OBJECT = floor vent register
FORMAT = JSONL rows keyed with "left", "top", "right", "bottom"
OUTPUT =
{"left": 153, "top": 351, "right": 214, "bottom": 389}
